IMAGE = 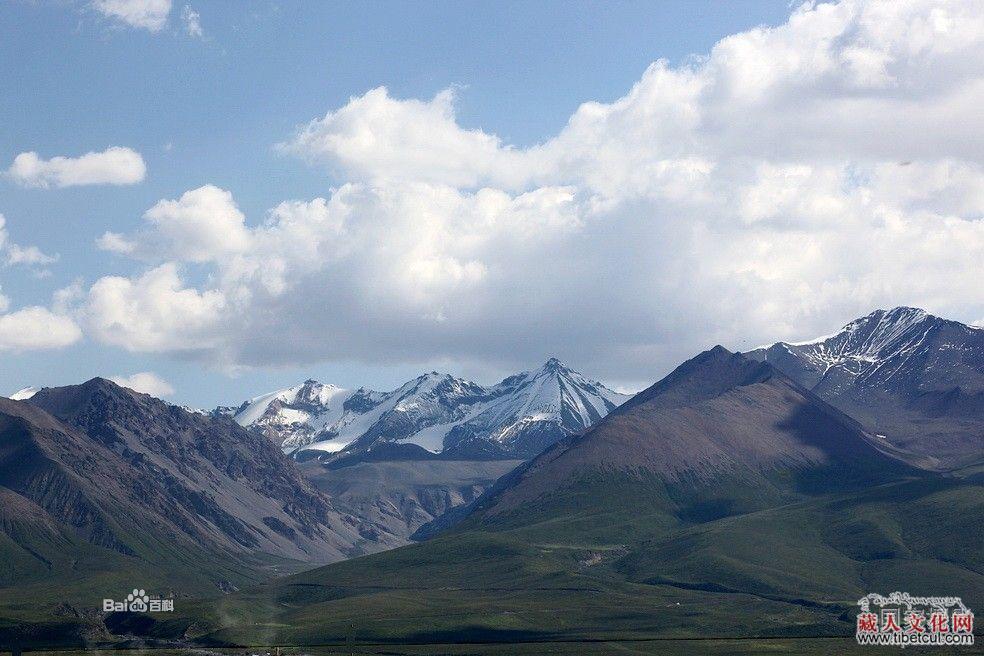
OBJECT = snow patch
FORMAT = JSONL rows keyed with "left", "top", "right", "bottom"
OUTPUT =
{"left": 7, "top": 386, "right": 39, "bottom": 400}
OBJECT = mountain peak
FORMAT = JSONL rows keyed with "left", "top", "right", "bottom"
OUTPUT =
{"left": 885, "top": 305, "right": 928, "bottom": 314}
{"left": 7, "top": 385, "right": 40, "bottom": 400}
{"left": 11, "top": 372, "right": 370, "bottom": 569}
{"left": 866, "top": 305, "right": 983, "bottom": 334}
{"left": 862, "top": 306, "right": 930, "bottom": 328}
{"left": 746, "top": 307, "right": 983, "bottom": 467}
{"left": 407, "top": 371, "right": 446, "bottom": 383}
{"left": 675, "top": 345, "right": 741, "bottom": 371}
{"left": 26, "top": 377, "right": 160, "bottom": 429}
{"left": 47, "top": 377, "right": 137, "bottom": 403}
{"left": 223, "top": 361, "right": 629, "bottom": 459}
{"left": 542, "top": 357, "right": 565, "bottom": 369}
{"left": 81, "top": 376, "right": 130, "bottom": 392}
{"left": 619, "top": 347, "right": 772, "bottom": 414}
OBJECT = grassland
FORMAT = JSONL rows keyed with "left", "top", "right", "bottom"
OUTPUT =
{"left": 63, "top": 468, "right": 973, "bottom": 651}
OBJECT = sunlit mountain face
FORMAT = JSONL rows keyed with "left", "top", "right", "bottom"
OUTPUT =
{"left": 748, "top": 307, "right": 984, "bottom": 468}
{"left": 220, "top": 358, "right": 629, "bottom": 461}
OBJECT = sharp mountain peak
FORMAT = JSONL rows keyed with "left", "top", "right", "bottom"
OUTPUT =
{"left": 224, "top": 360, "right": 628, "bottom": 460}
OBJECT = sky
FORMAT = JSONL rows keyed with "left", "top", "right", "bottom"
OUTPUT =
{"left": 0, "top": 0, "right": 982, "bottom": 407}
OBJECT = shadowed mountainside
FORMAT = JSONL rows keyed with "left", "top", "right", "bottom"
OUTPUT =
{"left": 123, "top": 349, "right": 983, "bottom": 648}
{"left": 0, "top": 379, "right": 397, "bottom": 646}
{"left": 747, "top": 307, "right": 984, "bottom": 467}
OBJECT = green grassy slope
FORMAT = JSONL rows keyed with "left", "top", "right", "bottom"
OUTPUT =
{"left": 617, "top": 475, "right": 983, "bottom": 605}
{"left": 122, "top": 470, "right": 981, "bottom": 648}
{"left": 7, "top": 351, "right": 980, "bottom": 650}
{"left": 0, "top": 505, "right": 307, "bottom": 649}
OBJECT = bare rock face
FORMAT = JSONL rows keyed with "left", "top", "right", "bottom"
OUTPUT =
{"left": 0, "top": 378, "right": 391, "bottom": 598}
{"left": 747, "top": 307, "right": 984, "bottom": 467}
{"left": 298, "top": 458, "right": 522, "bottom": 546}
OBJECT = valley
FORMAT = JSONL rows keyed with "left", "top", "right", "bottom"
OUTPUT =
{"left": 1, "top": 308, "right": 981, "bottom": 652}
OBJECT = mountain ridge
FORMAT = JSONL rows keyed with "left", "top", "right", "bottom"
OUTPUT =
{"left": 10, "top": 378, "right": 391, "bottom": 565}
{"left": 746, "top": 306, "right": 983, "bottom": 467}
{"left": 221, "top": 359, "right": 629, "bottom": 461}
{"left": 465, "top": 347, "right": 918, "bottom": 523}
{"left": 130, "top": 346, "right": 979, "bottom": 649}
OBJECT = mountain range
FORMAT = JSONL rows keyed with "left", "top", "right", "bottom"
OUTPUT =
{"left": 1, "top": 307, "right": 981, "bottom": 651}
{"left": 0, "top": 377, "right": 404, "bottom": 646}
{"left": 219, "top": 358, "right": 629, "bottom": 461}
{"left": 747, "top": 306, "right": 983, "bottom": 467}
{"left": 135, "top": 343, "right": 982, "bottom": 648}
{"left": 473, "top": 346, "right": 918, "bottom": 519}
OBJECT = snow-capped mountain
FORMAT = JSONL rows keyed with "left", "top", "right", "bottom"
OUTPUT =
{"left": 6, "top": 386, "right": 39, "bottom": 400}
{"left": 436, "top": 358, "right": 629, "bottom": 458}
{"left": 222, "top": 359, "right": 629, "bottom": 460}
{"left": 747, "top": 306, "right": 983, "bottom": 466}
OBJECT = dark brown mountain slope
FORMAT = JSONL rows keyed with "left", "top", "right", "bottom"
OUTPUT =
{"left": 21, "top": 377, "right": 378, "bottom": 563}
{"left": 467, "top": 346, "right": 920, "bottom": 525}
{"left": 0, "top": 378, "right": 398, "bottom": 606}
{"left": 746, "top": 307, "right": 983, "bottom": 467}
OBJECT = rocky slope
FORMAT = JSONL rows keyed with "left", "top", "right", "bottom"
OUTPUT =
{"left": 746, "top": 307, "right": 983, "bottom": 467}
{"left": 468, "top": 347, "right": 918, "bottom": 524}
{"left": 0, "top": 378, "right": 398, "bottom": 601}
{"left": 134, "top": 348, "right": 980, "bottom": 649}
{"left": 298, "top": 458, "right": 522, "bottom": 546}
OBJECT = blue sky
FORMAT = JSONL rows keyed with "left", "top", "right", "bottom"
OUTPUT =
{"left": 1, "top": 0, "right": 982, "bottom": 406}
{"left": 0, "top": 0, "right": 789, "bottom": 403}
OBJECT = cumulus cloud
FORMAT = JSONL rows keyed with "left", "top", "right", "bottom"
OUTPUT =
{"left": 97, "top": 185, "right": 250, "bottom": 263}
{"left": 7, "top": 147, "right": 146, "bottom": 188}
{"left": 109, "top": 371, "right": 175, "bottom": 397}
{"left": 92, "top": 0, "right": 171, "bottom": 32}
{"left": 96, "top": 231, "right": 137, "bottom": 255}
{"left": 280, "top": 88, "right": 536, "bottom": 189}
{"left": 84, "top": 264, "right": 227, "bottom": 353}
{"left": 0, "top": 213, "right": 57, "bottom": 267}
{"left": 86, "top": 0, "right": 984, "bottom": 383}
{"left": 0, "top": 307, "right": 82, "bottom": 351}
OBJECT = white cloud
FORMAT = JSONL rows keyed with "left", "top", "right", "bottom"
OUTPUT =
{"left": 7, "top": 147, "right": 146, "bottom": 188}
{"left": 0, "top": 213, "right": 57, "bottom": 267}
{"left": 109, "top": 371, "right": 175, "bottom": 397}
{"left": 0, "top": 214, "right": 76, "bottom": 353}
{"left": 5, "top": 244, "right": 57, "bottom": 266}
{"left": 279, "top": 87, "right": 531, "bottom": 189}
{"left": 97, "top": 185, "right": 250, "bottom": 263}
{"left": 92, "top": 0, "right": 172, "bottom": 32}
{"left": 87, "top": 0, "right": 984, "bottom": 382}
{"left": 180, "top": 5, "right": 202, "bottom": 38}
{"left": 84, "top": 263, "right": 227, "bottom": 353}
{"left": 53, "top": 280, "right": 85, "bottom": 315}
{"left": 142, "top": 185, "right": 250, "bottom": 262}
{"left": 96, "top": 231, "right": 137, "bottom": 255}
{"left": 0, "top": 307, "right": 82, "bottom": 351}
